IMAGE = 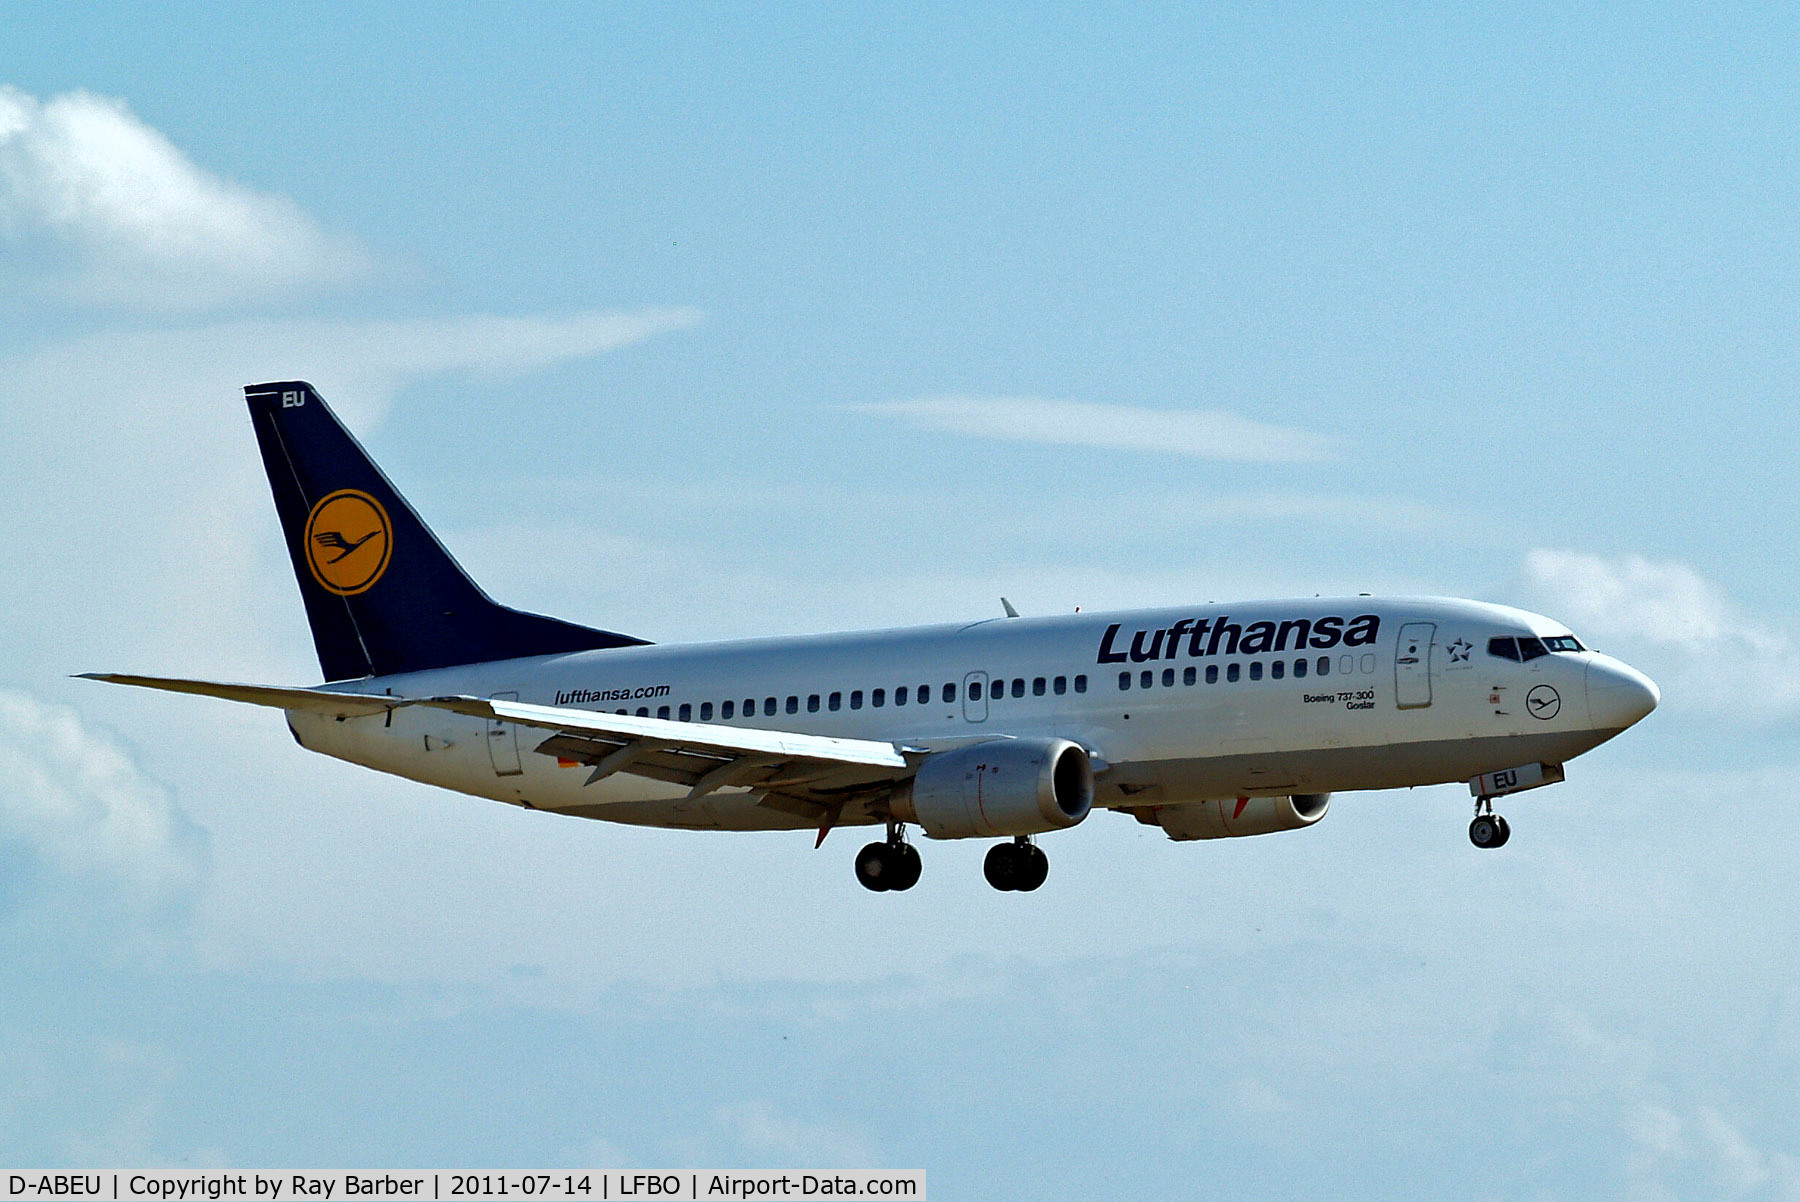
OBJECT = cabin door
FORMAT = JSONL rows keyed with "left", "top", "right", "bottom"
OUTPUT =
{"left": 486, "top": 690, "right": 524, "bottom": 776}
{"left": 1395, "top": 624, "right": 1435, "bottom": 710}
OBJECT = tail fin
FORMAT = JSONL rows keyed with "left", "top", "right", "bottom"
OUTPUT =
{"left": 246, "top": 381, "right": 648, "bottom": 682}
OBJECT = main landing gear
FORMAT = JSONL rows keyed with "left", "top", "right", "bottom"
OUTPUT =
{"left": 854, "top": 822, "right": 922, "bottom": 892}
{"left": 984, "top": 837, "right": 1049, "bottom": 892}
{"left": 1469, "top": 797, "right": 1511, "bottom": 849}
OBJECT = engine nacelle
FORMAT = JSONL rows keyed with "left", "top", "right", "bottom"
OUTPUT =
{"left": 892, "top": 739, "right": 1094, "bottom": 839}
{"left": 1141, "top": 793, "right": 1331, "bottom": 841}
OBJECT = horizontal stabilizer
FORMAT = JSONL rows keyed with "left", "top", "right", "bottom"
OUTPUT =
{"left": 78, "top": 673, "right": 401, "bottom": 719}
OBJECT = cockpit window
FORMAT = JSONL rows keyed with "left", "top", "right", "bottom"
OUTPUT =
{"left": 1518, "top": 636, "right": 1549, "bottom": 661}
{"left": 1543, "top": 636, "right": 1584, "bottom": 653}
{"left": 1487, "top": 637, "right": 1520, "bottom": 661}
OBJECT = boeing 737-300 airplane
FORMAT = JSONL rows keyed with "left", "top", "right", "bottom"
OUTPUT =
{"left": 87, "top": 382, "right": 1660, "bottom": 892}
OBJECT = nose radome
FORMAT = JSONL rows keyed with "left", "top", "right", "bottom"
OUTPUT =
{"left": 1586, "top": 655, "right": 1660, "bottom": 730}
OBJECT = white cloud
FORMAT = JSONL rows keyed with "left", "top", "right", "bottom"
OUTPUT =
{"left": 1626, "top": 1103, "right": 1800, "bottom": 1201}
{"left": 0, "top": 85, "right": 375, "bottom": 308}
{"left": 713, "top": 1101, "right": 883, "bottom": 1168}
{"left": 0, "top": 307, "right": 700, "bottom": 681}
{"left": 0, "top": 689, "right": 207, "bottom": 912}
{"left": 1524, "top": 549, "right": 1800, "bottom": 722}
{"left": 860, "top": 395, "right": 1335, "bottom": 463}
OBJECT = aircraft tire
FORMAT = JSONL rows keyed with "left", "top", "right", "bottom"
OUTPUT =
{"left": 1491, "top": 815, "right": 1511, "bottom": 848}
{"left": 890, "top": 842, "right": 922, "bottom": 891}
{"left": 983, "top": 842, "right": 1019, "bottom": 891}
{"left": 855, "top": 841, "right": 894, "bottom": 891}
{"left": 1469, "top": 815, "right": 1503, "bottom": 849}
{"left": 1015, "top": 844, "right": 1049, "bottom": 892}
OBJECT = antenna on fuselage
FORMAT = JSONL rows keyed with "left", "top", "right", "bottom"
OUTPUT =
{"left": 1001, "top": 597, "right": 1021, "bottom": 618}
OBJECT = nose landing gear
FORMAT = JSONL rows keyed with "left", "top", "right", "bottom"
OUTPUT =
{"left": 1469, "top": 798, "right": 1511, "bottom": 849}
{"left": 983, "top": 837, "right": 1049, "bottom": 891}
{"left": 854, "top": 822, "right": 922, "bottom": 892}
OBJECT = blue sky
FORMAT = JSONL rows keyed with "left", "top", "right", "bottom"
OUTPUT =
{"left": 3, "top": 3, "right": 1799, "bottom": 1196}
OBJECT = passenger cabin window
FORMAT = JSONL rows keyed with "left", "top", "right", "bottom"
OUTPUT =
{"left": 786, "top": 696, "right": 798, "bottom": 715}
{"left": 636, "top": 707, "right": 649, "bottom": 717}
{"left": 1074, "top": 675, "right": 1087, "bottom": 693}
{"left": 944, "top": 683, "right": 957, "bottom": 703}
{"left": 1184, "top": 666, "right": 1196, "bottom": 685}
{"left": 658, "top": 705, "right": 671, "bottom": 720}
{"left": 829, "top": 692, "right": 842, "bottom": 711}
{"left": 1294, "top": 658, "right": 1307, "bottom": 679}
{"left": 1012, "top": 678, "right": 1025, "bottom": 698}
{"left": 1316, "top": 656, "right": 1330, "bottom": 676}
{"left": 895, "top": 687, "right": 908, "bottom": 706}
{"left": 1119, "top": 672, "right": 1132, "bottom": 691}
{"left": 873, "top": 688, "right": 886, "bottom": 708}
{"left": 1249, "top": 662, "right": 1263, "bottom": 681}
{"left": 807, "top": 694, "right": 820, "bottom": 713}
{"left": 1053, "top": 676, "right": 1067, "bottom": 695}
{"left": 678, "top": 703, "right": 692, "bottom": 721}
{"left": 919, "top": 684, "right": 930, "bottom": 702}
{"left": 764, "top": 697, "right": 777, "bottom": 716}
{"left": 722, "top": 700, "right": 734, "bottom": 719}
{"left": 969, "top": 681, "right": 982, "bottom": 701}
{"left": 700, "top": 702, "right": 712, "bottom": 721}
{"left": 1226, "top": 664, "right": 1240, "bottom": 683}
{"left": 1488, "top": 637, "right": 1520, "bottom": 661}
{"left": 1033, "top": 677, "right": 1046, "bottom": 696}
{"left": 1206, "top": 665, "right": 1219, "bottom": 684}
{"left": 744, "top": 699, "right": 755, "bottom": 717}
{"left": 1162, "top": 668, "right": 1174, "bottom": 687}
{"left": 851, "top": 690, "right": 864, "bottom": 710}
{"left": 1139, "top": 670, "right": 1153, "bottom": 690}
{"left": 1271, "top": 661, "right": 1285, "bottom": 680}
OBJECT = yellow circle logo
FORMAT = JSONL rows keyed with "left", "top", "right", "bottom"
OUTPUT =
{"left": 304, "top": 489, "right": 392, "bottom": 596}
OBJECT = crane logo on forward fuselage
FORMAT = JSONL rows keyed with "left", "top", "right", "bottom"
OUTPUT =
{"left": 304, "top": 489, "right": 392, "bottom": 596}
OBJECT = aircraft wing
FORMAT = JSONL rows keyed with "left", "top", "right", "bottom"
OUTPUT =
{"left": 81, "top": 674, "right": 924, "bottom": 809}
{"left": 416, "top": 695, "right": 917, "bottom": 803}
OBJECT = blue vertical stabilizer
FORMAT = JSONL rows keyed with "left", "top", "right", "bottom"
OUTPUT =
{"left": 246, "top": 380, "right": 648, "bottom": 682}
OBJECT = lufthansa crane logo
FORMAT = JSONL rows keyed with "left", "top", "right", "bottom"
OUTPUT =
{"left": 1527, "top": 685, "right": 1561, "bottom": 721}
{"left": 304, "top": 489, "right": 392, "bottom": 596}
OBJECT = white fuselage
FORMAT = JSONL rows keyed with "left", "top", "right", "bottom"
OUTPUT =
{"left": 285, "top": 595, "right": 1658, "bottom": 836}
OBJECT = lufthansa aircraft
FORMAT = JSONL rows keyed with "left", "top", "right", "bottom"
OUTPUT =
{"left": 87, "top": 383, "right": 1660, "bottom": 892}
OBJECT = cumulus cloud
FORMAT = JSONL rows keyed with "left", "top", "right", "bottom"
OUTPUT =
{"left": 0, "top": 85, "right": 374, "bottom": 308}
{"left": 0, "top": 689, "right": 207, "bottom": 918}
{"left": 1524, "top": 549, "right": 1800, "bottom": 721}
{"left": 861, "top": 395, "right": 1334, "bottom": 463}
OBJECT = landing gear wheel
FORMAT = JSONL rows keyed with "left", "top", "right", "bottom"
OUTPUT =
{"left": 1015, "top": 843, "right": 1049, "bottom": 892}
{"left": 855, "top": 841, "right": 894, "bottom": 891}
{"left": 984, "top": 842, "right": 1020, "bottom": 891}
{"left": 890, "top": 841, "right": 922, "bottom": 891}
{"left": 984, "top": 839, "right": 1047, "bottom": 891}
{"left": 1469, "top": 815, "right": 1505, "bottom": 849}
{"left": 855, "top": 828, "right": 922, "bottom": 893}
{"left": 1491, "top": 815, "right": 1511, "bottom": 848}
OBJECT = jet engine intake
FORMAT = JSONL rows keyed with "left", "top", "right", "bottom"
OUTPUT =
{"left": 893, "top": 739, "right": 1094, "bottom": 839}
{"left": 1143, "top": 792, "right": 1331, "bottom": 841}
